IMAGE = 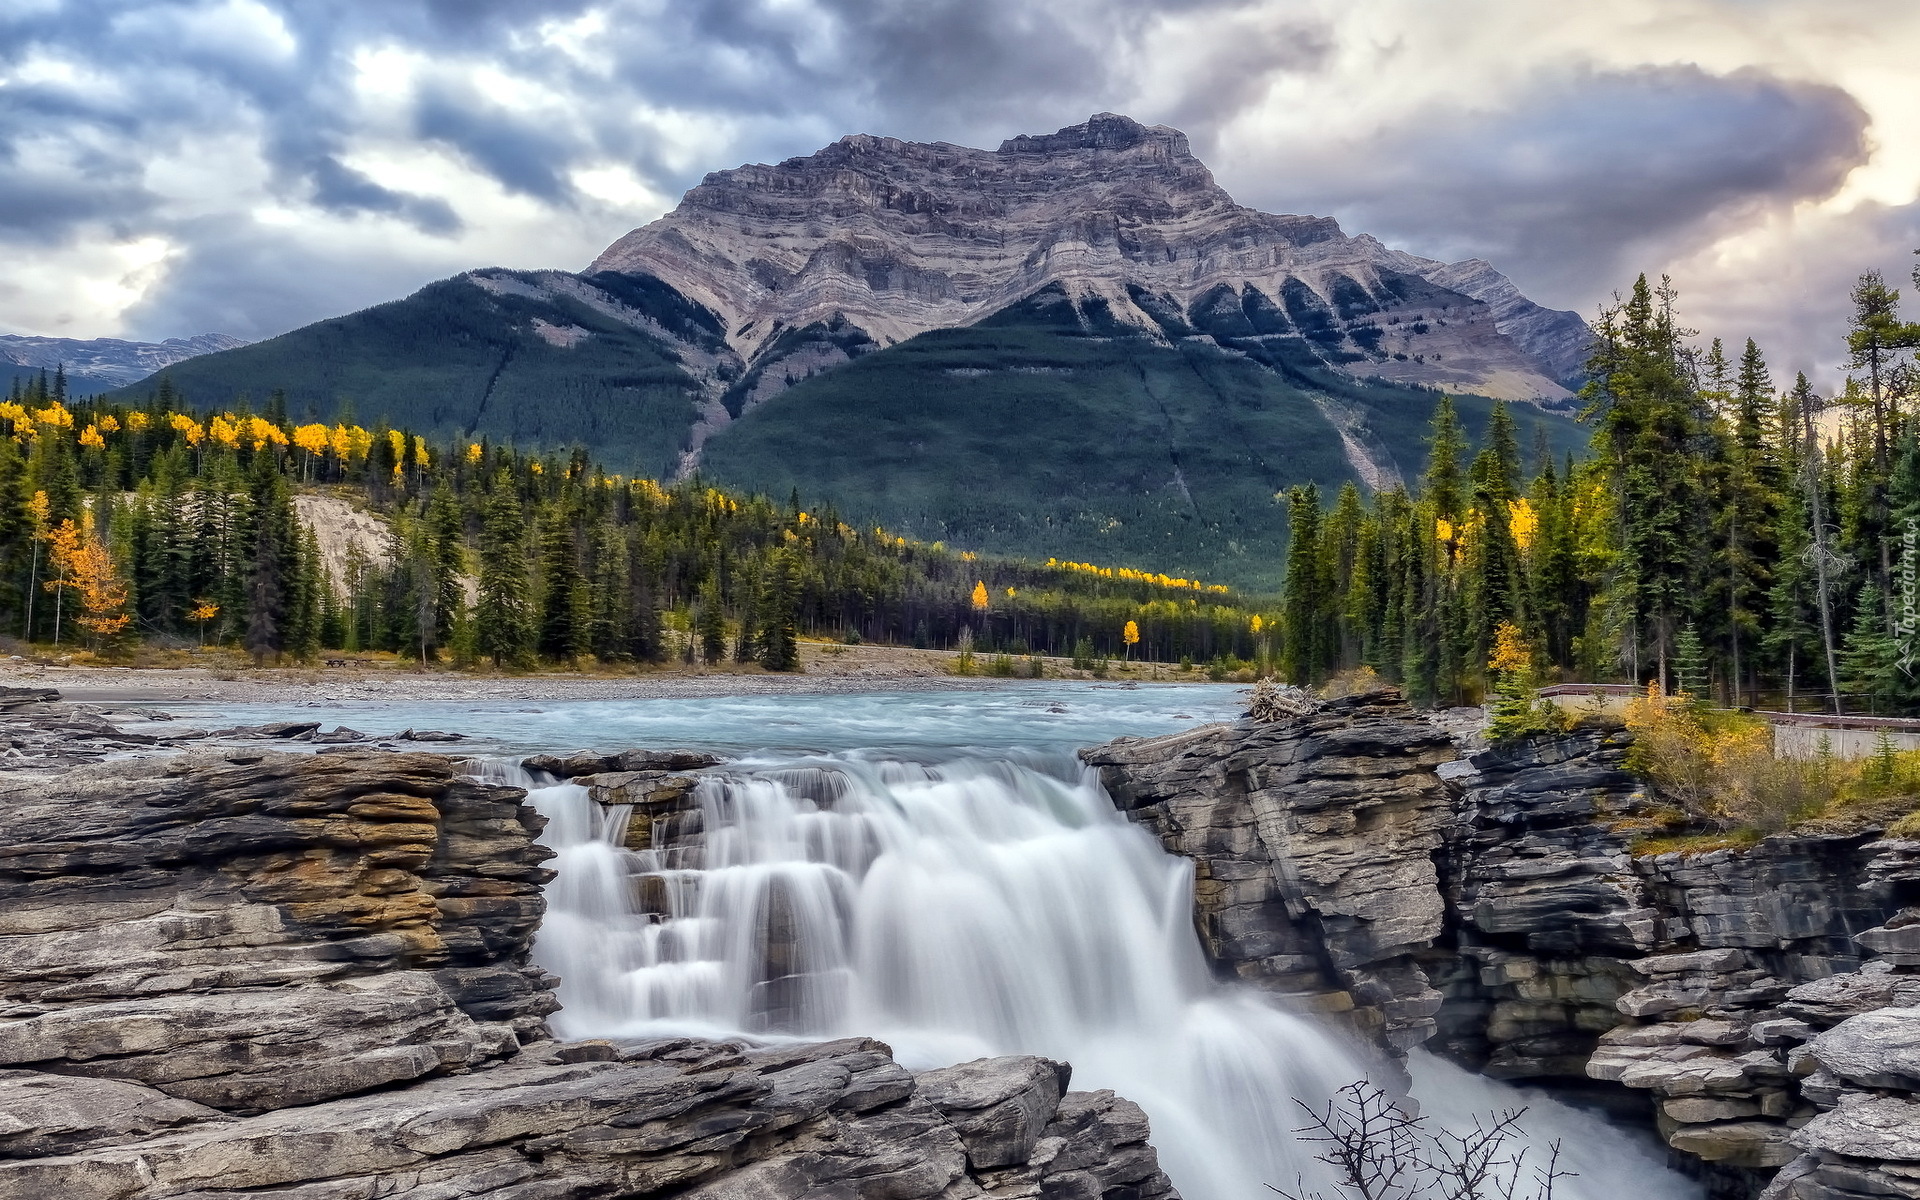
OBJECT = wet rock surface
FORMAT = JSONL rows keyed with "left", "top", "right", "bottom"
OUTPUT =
{"left": 0, "top": 738, "right": 1177, "bottom": 1199}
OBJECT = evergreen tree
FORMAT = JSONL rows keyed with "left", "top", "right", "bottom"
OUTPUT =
{"left": 758, "top": 551, "right": 801, "bottom": 671}
{"left": 475, "top": 474, "right": 532, "bottom": 667}
{"left": 697, "top": 577, "right": 727, "bottom": 665}
{"left": 1281, "top": 484, "right": 1324, "bottom": 684}
{"left": 241, "top": 450, "right": 297, "bottom": 664}
{"left": 1842, "top": 583, "right": 1912, "bottom": 713}
{"left": 536, "top": 505, "right": 586, "bottom": 662}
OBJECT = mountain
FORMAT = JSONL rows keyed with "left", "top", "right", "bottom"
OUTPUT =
{"left": 119, "top": 114, "right": 1593, "bottom": 586}
{"left": 594, "top": 113, "right": 1585, "bottom": 407}
{"left": 113, "top": 270, "right": 728, "bottom": 481}
{"left": 3, "top": 332, "right": 247, "bottom": 392}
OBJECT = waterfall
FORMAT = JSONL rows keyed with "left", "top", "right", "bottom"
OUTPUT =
{"left": 513, "top": 751, "right": 1698, "bottom": 1200}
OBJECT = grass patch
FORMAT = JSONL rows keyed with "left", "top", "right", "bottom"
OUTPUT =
{"left": 1630, "top": 829, "right": 1765, "bottom": 858}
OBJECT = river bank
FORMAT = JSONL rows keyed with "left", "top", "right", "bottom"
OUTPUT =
{"left": 0, "top": 641, "right": 1213, "bottom": 705}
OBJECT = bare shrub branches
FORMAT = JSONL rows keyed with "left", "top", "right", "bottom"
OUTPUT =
{"left": 1273, "top": 1082, "right": 1570, "bottom": 1200}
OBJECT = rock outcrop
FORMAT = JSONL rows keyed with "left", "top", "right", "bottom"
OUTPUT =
{"left": 593, "top": 113, "right": 1579, "bottom": 404}
{"left": 1086, "top": 696, "right": 1920, "bottom": 1198}
{"left": 0, "top": 747, "right": 1178, "bottom": 1199}
{"left": 1083, "top": 690, "right": 1458, "bottom": 1050}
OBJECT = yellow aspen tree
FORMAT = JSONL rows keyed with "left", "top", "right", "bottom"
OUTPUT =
{"left": 43, "top": 519, "right": 82, "bottom": 646}
{"left": 1122, "top": 619, "right": 1140, "bottom": 659}
{"left": 24, "top": 491, "right": 49, "bottom": 640}
{"left": 70, "top": 532, "right": 130, "bottom": 646}
{"left": 189, "top": 600, "right": 220, "bottom": 647}
{"left": 971, "top": 580, "right": 989, "bottom": 611}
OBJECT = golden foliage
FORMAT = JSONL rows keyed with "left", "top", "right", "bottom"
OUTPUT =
{"left": 467, "top": 442, "right": 483, "bottom": 463}
{"left": 43, "top": 520, "right": 128, "bottom": 641}
{"left": 1043, "top": 557, "right": 1230, "bottom": 594}
{"left": 1488, "top": 621, "right": 1531, "bottom": 674}
{"left": 77, "top": 424, "right": 105, "bottom": 450}
{"left": 971, "top": 580, "right": 989, "bottom": 610}
{"left": 1624, "top": 686, "right": 1819, "bottom": 831}
{"left": 293, "top": 423, "right": 331, "bottom": 454}
{"left": 1507, "top": 498, "right": 1538, "bottom": 551}
{"left": 1122, "top": 619, "right": 1140, "bottom": 646}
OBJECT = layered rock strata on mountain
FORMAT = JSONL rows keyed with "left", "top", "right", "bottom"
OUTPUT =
{"left": 0, "top": 746, "right": 1178, "bottom": 1199}
{"left": 592, "top": 113, "right": 1579, "bottom": 404}
{"left": 1081, "top": 689, "right": 1458, "bottom": 1050}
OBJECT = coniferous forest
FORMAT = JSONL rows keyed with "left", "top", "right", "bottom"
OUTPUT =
{"left": 1281, "top": 265, "right": 1920, "bottom": 715}
{"left": 0, "top": 377, "right": 1270, "bottom": 672}
{"left": 5, "top": 262, "right": 1918, "bottom": 710}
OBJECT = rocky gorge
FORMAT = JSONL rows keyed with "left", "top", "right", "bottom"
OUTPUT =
{"left": 0, "top": 695, "right": 1176, "bottom": 1200}
{"left": 11, "top": 681, "right": 1920, "bottom": 1199}
{"left": 1083, "top": 690, "right": 1920, "bottom": 1199}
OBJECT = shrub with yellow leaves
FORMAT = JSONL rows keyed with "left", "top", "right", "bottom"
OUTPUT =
{"left": 1623, "top": 683, "right": 1822, "bottom": 832}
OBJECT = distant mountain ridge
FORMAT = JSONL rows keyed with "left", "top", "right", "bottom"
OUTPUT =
{"left": 3, "top": 332, "right": 248, "bottom": 389}
{"left": 594, "top": 113, "right": 1586, "bottom": 407}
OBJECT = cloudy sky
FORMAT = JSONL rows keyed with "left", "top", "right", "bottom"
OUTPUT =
{"left": 4, "top": 0, "right": 1917, "bottom": 384}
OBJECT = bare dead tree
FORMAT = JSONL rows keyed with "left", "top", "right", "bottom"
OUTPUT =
{"left": 1272, "top": 1082, "right": 1571, "bottom": 1200}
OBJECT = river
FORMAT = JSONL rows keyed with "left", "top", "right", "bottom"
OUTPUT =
{"left": 181, "top": 682, "right": 1700, "bottom": 1199}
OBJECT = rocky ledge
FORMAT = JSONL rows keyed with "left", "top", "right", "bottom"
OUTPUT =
{"left": 1085, "top": 690, "right": 1920, "bottom": 1199}
{"left": 0, "top": 744, "right": 1177, "bottom": 1199}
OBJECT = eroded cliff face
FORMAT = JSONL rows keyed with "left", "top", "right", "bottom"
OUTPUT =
{"left": 1085, "top": 694, "right": 1920, "bottom": 1199}
{"left": 1083, "top": 691, "right": 1459, "bottom": 1052}
{"left": 0, "top": 744, "right": 1178, "bottom": 1200}
{"left": 592, "top": 113, "right": 1577, "bottom": 404}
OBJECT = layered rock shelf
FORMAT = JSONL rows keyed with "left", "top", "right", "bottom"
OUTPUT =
{"left": 0, "top": 726, "right": 1177, "bottom": 1199}
{"left": 1086, "top": 691, "right": 1920, "bottom": 1199}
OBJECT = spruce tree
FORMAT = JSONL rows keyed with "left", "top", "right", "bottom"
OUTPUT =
{"left": 1281, "top": 484, "right": 1323, "bottom": 684}
{"left": 475, "top": 474, "right": 531, "bottom": 667}
{"left": 697, "top": 577, "right": 727, "bottom": 665}
{"left": 241, "top": 450, "right": 297, "bottom": 664}
{"left": 758, "top": 551, "right": 801, "bottom": 671}
{"left": 536, "top": 505, "right": 585, "bottom": 662}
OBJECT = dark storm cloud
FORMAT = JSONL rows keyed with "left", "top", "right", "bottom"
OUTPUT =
{"left": 1245, "top": 64, "right": 1872, "bottom": 307}
{"left": 0, "top": 0, "right": 1896, "bottom": 361}
{"left": 5, "top": 0, "right": 1300, "bottom": 341}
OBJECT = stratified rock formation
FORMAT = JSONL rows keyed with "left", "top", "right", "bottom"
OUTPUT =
{"left": 1083, "top": 690, "right": 1458, "bottom": 1051}
{"left": 594, "top": 113, "right": 1580, "bottom": 404}
{"left": 1086, "top": 694, "right": 1920, "bottom": 1199}
{"left": 0, "top": 747, "right": 1177, "bottom": 1199}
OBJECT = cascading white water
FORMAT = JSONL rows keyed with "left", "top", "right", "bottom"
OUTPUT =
{"left": 517, "top": 750, "right": 1698, "bottom": 1200}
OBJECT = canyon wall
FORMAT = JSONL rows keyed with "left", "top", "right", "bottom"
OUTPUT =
{"left": 1085, "top": 691, "right": 1920, "bottom": 1199}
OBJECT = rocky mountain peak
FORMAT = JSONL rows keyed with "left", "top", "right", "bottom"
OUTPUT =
{"left": 997, "top": 111, "right": 1190, "bottom": 159}
{"left": 588, "top": 113, "right": 1584, "bottom": 404}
